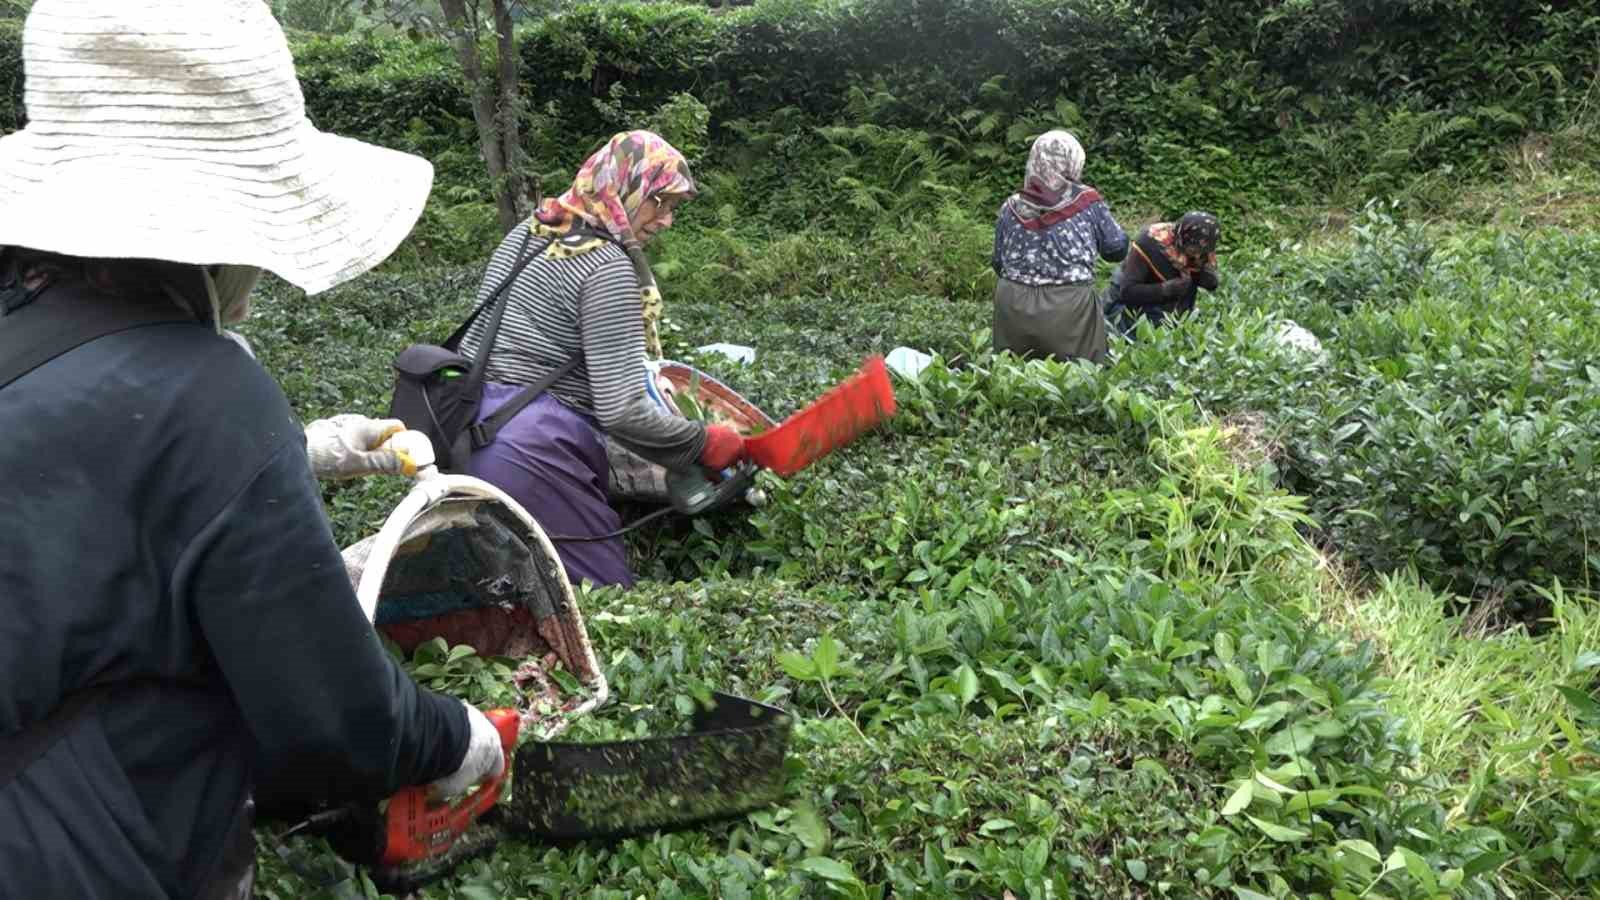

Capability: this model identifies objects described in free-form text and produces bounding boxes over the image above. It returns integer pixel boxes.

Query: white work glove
[304,414,414,480]
[429,702,507,801]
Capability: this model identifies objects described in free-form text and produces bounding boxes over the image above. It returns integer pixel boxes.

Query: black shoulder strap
[1,283,193,390]
[443,229,540,352]
[0,683,118,788]
[468,354,584,450]
[456,223,629,450]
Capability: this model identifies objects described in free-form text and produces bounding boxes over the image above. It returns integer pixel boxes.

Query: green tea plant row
[248,210,1599,898]
[650,203,1600,615]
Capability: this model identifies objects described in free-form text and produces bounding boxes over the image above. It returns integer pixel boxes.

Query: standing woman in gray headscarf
[991,130,1128,363]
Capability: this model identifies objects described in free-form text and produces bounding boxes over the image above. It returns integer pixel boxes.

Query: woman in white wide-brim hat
[0,3,505,897]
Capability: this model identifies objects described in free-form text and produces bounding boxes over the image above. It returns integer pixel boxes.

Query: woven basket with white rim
[341,471,608,739]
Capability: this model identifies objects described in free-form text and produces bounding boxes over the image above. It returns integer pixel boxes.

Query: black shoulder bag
[388,230,582,471]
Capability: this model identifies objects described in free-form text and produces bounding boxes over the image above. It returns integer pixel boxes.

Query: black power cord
[545,505,678,543]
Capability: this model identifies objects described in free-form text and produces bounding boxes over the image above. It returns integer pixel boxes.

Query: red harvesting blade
[745,355,896,477]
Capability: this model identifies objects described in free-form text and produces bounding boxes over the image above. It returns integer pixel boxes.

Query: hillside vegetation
[5,1,1600,897]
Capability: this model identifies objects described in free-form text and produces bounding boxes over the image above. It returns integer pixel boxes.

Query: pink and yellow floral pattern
[532,131,696,357]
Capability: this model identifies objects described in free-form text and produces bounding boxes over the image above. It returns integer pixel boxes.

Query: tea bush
[247,209,1600,897]
[6,1,1599,895]
[1098,205,1600,612]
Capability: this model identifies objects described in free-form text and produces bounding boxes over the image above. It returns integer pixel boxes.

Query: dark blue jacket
[0,287,467,899]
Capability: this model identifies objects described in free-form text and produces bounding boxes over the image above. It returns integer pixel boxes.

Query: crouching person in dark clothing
[1104,212,1222,335]
[0,3,505,898]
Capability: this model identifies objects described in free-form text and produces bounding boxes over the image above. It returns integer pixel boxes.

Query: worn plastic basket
[341,472,608,737]
[613,360,777,504]
[647,360,777,433]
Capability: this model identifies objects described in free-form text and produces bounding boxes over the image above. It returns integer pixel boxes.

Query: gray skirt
[992,279,1108,364]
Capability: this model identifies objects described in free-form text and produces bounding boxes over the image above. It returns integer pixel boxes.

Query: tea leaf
[1223,779,1254,816]
[955,664,979,707]
[1246,815,1309,843]
[813,635,842,681]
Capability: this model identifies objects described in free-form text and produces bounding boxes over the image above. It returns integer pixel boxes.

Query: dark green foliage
[0,18,19,132]
[271,0,358,33]
[8,0,1596,249]
[244,207,1600,894]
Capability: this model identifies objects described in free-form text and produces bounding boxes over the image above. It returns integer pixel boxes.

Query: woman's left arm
[1192,253,1220,291]
[1092,200,1129,263]
[579,254,705,469]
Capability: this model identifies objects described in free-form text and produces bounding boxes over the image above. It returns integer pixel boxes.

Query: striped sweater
[458,227,706,469]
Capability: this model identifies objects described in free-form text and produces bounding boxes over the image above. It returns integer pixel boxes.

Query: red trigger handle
[377,707,521,866]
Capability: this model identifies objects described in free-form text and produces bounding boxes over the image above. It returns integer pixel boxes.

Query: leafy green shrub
[0,18,20,132]
[1312,376,1600,613]
[1098,216,1600,612]
[270,0,356,34]
[1292,202,1436,313]
[643,92,711,165]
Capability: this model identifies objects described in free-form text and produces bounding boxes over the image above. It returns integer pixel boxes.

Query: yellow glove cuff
[370,422,405,451]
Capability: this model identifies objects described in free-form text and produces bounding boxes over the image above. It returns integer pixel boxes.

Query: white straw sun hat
[0,0,433,295]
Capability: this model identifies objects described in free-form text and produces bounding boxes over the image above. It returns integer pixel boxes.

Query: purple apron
[466,383,634,588]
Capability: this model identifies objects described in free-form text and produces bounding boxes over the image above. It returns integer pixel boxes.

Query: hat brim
[0,120,432,295]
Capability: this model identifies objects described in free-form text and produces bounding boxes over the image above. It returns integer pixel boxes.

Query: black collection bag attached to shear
[388,230,581,471]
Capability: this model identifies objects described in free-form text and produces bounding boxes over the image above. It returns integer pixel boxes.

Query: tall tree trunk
[438,0,525,232]
[493,0,529,224]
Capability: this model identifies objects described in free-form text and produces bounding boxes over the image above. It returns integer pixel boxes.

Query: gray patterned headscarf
[1006,130,1088,225]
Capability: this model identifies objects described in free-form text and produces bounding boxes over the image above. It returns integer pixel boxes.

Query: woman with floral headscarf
[1103,211,1222,335]
[458,131,742,588]
[991,130,1128,363]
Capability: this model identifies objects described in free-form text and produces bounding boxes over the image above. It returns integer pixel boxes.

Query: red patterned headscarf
[536,130,696,250]
[532,131,696,357]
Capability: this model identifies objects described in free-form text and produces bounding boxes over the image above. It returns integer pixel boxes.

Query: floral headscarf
[532,131,696,358]
[1004,130,1091,229]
